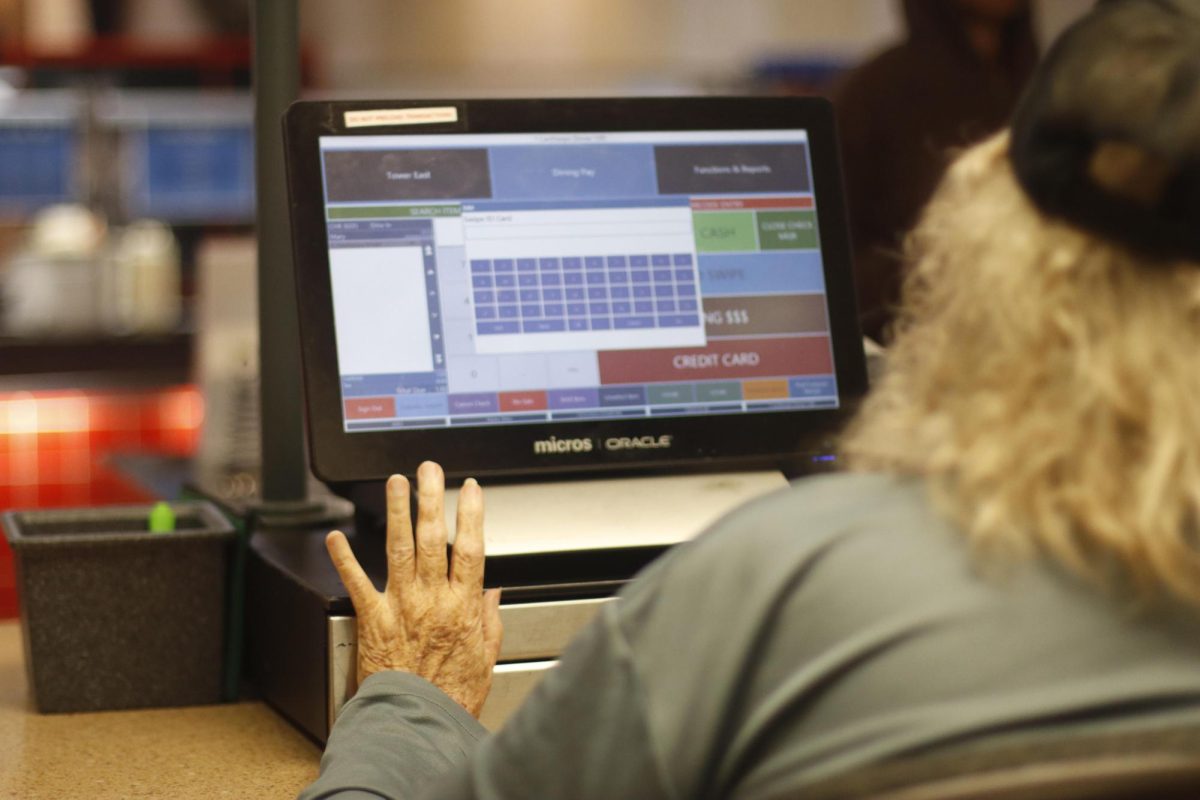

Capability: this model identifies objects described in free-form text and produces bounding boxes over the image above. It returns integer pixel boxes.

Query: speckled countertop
[0,620,321,799]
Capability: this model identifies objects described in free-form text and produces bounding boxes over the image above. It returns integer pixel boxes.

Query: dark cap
[1009,0,1200,262]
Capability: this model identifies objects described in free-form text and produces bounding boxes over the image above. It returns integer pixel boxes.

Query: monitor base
[338,469,791,554]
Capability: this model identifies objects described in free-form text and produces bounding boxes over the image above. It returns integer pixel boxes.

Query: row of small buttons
[472,252,702,335]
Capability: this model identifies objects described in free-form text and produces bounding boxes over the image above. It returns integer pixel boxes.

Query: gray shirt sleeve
[297,671,488,800]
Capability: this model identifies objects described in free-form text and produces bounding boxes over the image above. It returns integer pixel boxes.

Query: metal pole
[253,0,307,504]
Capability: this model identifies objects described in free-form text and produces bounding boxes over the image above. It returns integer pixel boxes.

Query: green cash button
[695,381,743,402]
[693,211,758,253]
[647,384,696,405]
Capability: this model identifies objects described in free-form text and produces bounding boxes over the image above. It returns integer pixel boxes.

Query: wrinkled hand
[325,461,503,717]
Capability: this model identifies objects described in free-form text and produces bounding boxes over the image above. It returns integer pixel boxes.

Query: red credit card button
[599,336,832,384]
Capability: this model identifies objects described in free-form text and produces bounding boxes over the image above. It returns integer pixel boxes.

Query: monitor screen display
[318,130,840,434]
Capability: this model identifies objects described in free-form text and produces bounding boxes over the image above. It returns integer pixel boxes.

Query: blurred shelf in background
[0,35,254,87]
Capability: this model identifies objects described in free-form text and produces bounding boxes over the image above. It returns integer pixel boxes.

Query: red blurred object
[0,386,204,619]
[0,36,318,88]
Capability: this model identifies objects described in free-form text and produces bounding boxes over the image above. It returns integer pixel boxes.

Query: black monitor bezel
[284,96,867,482]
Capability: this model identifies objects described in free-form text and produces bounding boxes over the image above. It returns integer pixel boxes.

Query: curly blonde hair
[841,132,1200,605]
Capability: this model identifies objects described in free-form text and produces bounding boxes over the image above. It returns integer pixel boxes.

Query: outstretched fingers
[451,478,485,589]
[325,530,378,609]
[415,461,449,583]
[385,474,416,591]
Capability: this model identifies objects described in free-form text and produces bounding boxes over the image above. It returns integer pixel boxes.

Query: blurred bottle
[103,220,182,334]
[2,203,106,335]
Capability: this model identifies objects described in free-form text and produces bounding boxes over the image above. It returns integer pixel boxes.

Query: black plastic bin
[2,502,235,713]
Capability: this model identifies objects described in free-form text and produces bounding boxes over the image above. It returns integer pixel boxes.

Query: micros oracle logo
[532,436,594,455]
[604,435,673,451]
[531,434,675,454]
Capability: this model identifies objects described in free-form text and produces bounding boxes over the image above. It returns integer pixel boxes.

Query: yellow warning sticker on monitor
[344,107,459,128]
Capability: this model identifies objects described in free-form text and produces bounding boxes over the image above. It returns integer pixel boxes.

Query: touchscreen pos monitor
[284,97,867,483]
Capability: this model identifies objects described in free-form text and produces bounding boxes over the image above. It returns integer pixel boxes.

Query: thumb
[482,588,504,664]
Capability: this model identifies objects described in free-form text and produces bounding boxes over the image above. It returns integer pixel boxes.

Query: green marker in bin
[149,502,176,533]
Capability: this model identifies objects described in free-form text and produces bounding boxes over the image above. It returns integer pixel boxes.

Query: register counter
[0,621,321,799]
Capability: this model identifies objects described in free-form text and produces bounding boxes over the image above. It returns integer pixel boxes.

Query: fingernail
[387,474,405,494]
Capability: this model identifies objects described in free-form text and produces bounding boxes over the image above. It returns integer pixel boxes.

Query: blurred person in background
[835,0,1038,342]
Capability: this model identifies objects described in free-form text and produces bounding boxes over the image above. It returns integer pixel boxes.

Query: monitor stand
[245,469,789,742]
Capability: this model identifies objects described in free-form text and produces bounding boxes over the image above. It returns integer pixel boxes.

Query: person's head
[842,0,1200,605]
